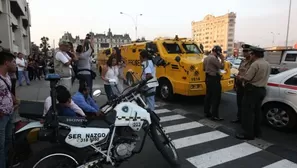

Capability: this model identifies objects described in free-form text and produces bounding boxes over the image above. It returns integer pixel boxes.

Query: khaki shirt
[203,54,224,76]
[237,59,252,77]
[243,58,270,87]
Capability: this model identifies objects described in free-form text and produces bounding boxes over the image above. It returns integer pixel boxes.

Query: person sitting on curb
[43,85,86,117]
[72,80,100,117]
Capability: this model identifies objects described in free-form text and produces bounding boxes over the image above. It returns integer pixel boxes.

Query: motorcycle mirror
[92,89,102,97]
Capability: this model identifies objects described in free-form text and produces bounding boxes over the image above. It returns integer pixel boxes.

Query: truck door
[281,51,297,71]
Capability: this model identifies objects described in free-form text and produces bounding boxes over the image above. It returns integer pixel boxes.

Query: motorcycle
[23,73,180,168]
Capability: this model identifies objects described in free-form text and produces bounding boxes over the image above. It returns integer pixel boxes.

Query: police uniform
[203,46,224,121]
[236,45,271,140]
[232,45,252,123]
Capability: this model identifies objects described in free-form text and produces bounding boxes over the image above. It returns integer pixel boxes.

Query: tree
[40,36,50,57]
[31,42,40,55]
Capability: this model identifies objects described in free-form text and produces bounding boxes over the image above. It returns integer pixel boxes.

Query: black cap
[212,45,222,54]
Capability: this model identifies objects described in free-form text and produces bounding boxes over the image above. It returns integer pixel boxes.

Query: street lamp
[120,12,143,40]
[285,0,292,48]
[270,32,280,46]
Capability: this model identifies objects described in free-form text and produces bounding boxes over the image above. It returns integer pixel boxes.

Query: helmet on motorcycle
[212,45,222,54]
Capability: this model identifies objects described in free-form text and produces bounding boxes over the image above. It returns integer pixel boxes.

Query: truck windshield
[182,43,201,54]
[163,43,182,54]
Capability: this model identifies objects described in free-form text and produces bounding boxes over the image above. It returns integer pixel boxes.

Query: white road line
[224,92,236,96]
[154,109,171,114]
[163,121,203,134]
[160,115,185,122]
[173,130,228,149]
[263,159,297,168]
[187,142,261,168]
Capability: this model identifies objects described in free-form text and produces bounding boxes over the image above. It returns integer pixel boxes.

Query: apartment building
[0,0,31,55]
[192,12,236,56]
[60,28,131,56]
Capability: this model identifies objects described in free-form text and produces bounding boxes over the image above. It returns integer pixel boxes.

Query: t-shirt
[16,57,26,71]
[77,49,92,75]
[0,74,13,115]
[141,60,157,93]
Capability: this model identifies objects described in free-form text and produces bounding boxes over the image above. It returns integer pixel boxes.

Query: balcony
[10,13,18,25]
[10,0,25,17]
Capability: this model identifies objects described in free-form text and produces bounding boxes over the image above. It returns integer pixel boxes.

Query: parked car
[262,68,297,131]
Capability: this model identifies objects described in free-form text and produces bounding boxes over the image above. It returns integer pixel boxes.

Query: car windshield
[163,43,182,54]
[182,43,201,54]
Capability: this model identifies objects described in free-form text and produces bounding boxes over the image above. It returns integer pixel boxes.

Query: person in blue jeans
[0,48,17,168]
[72,80,100,116]
[139,50,157,111]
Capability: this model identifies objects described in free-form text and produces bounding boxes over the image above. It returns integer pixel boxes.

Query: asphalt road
[15,76,297,167]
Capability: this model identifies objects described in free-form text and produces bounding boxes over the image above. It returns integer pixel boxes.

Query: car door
[281,74,297,106]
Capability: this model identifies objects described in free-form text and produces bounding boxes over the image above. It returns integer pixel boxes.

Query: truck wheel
[263,103,297,131]
[126,72,134,86]
[159,79,174,101]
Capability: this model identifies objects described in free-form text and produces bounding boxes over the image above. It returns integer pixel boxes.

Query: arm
[211,56,224,70]
[72,94,98,113]
[239,62,257,82]
[69,100,86,117]
[87,96,100,111]
[56,52,71,66]
[16,59,25,68]
[101,65,109,82]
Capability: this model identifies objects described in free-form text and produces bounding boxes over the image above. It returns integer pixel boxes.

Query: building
[192,12,236,56]
[0,0,31,55]
[59,28,131,56]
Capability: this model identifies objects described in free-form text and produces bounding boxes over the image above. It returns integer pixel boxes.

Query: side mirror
[175,56,181,63]
[92,89,102,97]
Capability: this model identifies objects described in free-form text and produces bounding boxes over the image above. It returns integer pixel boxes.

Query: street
[16,78,297,168]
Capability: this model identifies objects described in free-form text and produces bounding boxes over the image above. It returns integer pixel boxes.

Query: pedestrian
[54,40,78,90]
[0,48,17,168]
[76,37,95,95]
[16,52,30,86]
[203,45,225,121]
[140,49,157,111]
[236,45,270,140]
[112,47,126,92]
[231,44,252,123]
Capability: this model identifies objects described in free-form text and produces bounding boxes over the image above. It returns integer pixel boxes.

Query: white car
[262,68,297,130]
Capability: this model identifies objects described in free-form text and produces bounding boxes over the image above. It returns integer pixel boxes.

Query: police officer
[203,45,225,121]
[231,44,252,123]
[236,45,270,140]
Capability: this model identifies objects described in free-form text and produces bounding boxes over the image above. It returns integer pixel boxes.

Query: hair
[106,55,117,67]
[68,42,73,49]
[113,47,122,63]
[76,45,83,53]
[78,79,88,93]
[56,86,71,104]
[0,51,15,65]
[140,49,149,59]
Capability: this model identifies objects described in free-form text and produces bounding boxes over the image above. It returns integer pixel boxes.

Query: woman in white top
[101,56,123,100]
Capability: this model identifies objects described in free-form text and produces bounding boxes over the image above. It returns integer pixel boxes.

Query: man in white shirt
[16,53,30,86]
[54,40,77,90]
[43,85,85,117]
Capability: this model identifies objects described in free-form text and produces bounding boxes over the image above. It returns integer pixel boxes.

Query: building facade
[192,12,236,56]
[60,28,131,56]
[0,0,31,55]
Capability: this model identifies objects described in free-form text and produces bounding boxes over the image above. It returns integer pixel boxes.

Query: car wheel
[158,79,174,101]
[263,103,297,130]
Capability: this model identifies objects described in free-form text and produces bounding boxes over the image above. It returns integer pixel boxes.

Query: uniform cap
[242,44,265,53]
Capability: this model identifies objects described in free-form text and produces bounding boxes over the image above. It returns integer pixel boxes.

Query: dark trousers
[236,81,244,120]
[11,78,16,96]
[241,84,266,138]
[78,74,93,96]
[204,74,222,118]
[104,84,114,101]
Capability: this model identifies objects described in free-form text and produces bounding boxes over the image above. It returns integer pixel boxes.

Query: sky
[28,0,297,48]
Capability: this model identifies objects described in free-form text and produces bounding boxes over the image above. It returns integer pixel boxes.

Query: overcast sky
[29,0,296,48]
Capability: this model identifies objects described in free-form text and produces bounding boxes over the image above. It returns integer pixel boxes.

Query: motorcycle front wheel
[24,145,80,168]
[150,123,180,167]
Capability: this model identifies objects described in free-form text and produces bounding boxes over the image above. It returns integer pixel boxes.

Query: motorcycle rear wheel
[150,123,180,167]
[24,145,81,168]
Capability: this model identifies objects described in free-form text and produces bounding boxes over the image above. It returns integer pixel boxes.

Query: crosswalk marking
[173,130,228,149]
[154,109,171,114]
[263,159,297,168]
[163,121,203,134]
[160,114,185,122]
[186,142,262,168]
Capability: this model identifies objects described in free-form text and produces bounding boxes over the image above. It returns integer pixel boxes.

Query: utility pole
[285,0,292,48]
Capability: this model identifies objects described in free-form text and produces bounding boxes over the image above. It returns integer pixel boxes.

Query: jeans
[0,114,13,168]
[17,71,30,85]
[145,96,155,111]
[104,85,114,101]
